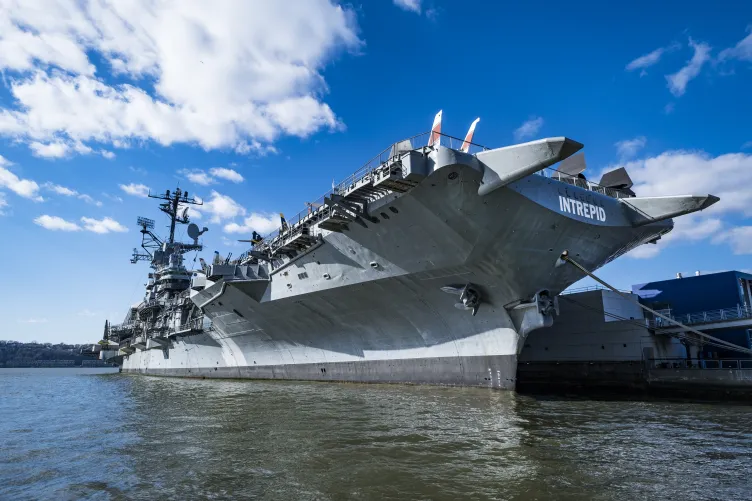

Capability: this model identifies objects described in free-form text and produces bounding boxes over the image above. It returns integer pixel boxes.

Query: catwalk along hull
[120,147,681,390]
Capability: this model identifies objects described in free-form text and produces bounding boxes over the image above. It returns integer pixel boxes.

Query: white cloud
[77,194,103,207]
[101,150,115,159]
[0,1,361,157]
[714,227,752,255]
[209,167,244,183]
[182,167,245,185]
[615,136,646,159]
[34,214,81,231]
[78,309,98,317]
[718,27,752,62]
[394,0,421,13]
[625,43,680,73]
[203,190,246,223]
[742,141,752,150]
[628,215,723,259]
[186,207,202,220]
[618,149,752,258]
[0,192,7,215]
[129,166,147,175]
[80,216,128,234]
[43,182,101,205]
[224,212,279,235]
[181,170,216,186]
[666,39,711,97]
[29,140,92,158]
[29,141,71,158]
[513,117,544,141]
[0,166,43,201]
[119,183,149,197]
[45,183,77,196]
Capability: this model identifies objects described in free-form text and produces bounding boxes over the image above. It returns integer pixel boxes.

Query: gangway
[649,305,752,334]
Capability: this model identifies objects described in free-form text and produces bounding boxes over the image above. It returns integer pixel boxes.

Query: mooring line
[558,250,752,356]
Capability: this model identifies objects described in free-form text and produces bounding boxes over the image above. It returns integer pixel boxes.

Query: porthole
[448,172,458,180]
[389,207,399,214]
[381,212,389,219]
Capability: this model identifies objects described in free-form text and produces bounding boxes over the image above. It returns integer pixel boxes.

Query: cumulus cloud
[80,216,128,234]
[718,27,752,62]
[28,140,101,159]
[119,183,149,197]
[203,190,246,223]
[209,167,244,183]
[0,165,43,201]
[714,227,752,255]
[185,207,202,220]
[615,136,646,159]
[43,183,102,205]
[45,183,77,196]
[0,1,361,157]
[616,150,752,258]
[224,213,280,235]
[182,166,245,185]
[77,194,103,207]
[34,214,128,233]
[181,170,216,186]
[513,117,544,141]
[394,0,421,13]
[628,214,723,259]
[666,39,711,97]
[34,214,81,231]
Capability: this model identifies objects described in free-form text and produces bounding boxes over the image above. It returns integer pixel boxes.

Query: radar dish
[187,223,200,240]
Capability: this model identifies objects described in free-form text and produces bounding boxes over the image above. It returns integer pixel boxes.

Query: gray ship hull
[119,151,679,389]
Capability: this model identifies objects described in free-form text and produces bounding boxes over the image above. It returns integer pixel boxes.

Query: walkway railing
[649,305,752,329]
[650,358,752,370]
[537,167,632,200]
[252,131,489,253]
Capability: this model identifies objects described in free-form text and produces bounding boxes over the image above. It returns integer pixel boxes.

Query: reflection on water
[2,368,751,500]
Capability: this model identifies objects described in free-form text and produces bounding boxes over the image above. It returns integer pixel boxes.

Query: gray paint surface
[115,138,718,390]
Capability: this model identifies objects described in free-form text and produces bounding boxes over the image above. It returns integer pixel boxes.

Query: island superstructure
[94,112,719,390]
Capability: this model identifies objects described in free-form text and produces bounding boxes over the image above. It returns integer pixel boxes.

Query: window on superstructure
[298,272,309,280]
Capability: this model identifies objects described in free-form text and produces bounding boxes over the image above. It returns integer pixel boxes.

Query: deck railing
[649,305,752,329]
[537,167,632,200]
[251,131,489,253]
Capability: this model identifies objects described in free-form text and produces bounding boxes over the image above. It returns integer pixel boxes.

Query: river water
[2,368,751,500]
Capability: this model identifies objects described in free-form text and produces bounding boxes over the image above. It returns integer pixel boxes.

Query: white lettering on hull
[558,196,606,222]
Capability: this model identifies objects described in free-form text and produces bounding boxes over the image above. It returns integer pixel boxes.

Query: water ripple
[1,368,751,500]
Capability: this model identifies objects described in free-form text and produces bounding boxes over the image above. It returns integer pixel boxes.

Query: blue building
[633,271,752,358]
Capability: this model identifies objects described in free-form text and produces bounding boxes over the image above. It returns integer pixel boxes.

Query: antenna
[148,187,203,244]
[137,217,155,230]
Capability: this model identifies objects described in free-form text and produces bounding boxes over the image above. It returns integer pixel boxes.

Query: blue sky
[0,0,750,343]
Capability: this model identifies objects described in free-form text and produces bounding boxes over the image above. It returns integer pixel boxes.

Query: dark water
[2,369,752,500]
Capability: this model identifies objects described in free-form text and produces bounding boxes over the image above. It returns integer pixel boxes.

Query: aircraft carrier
[90,112,719,390]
